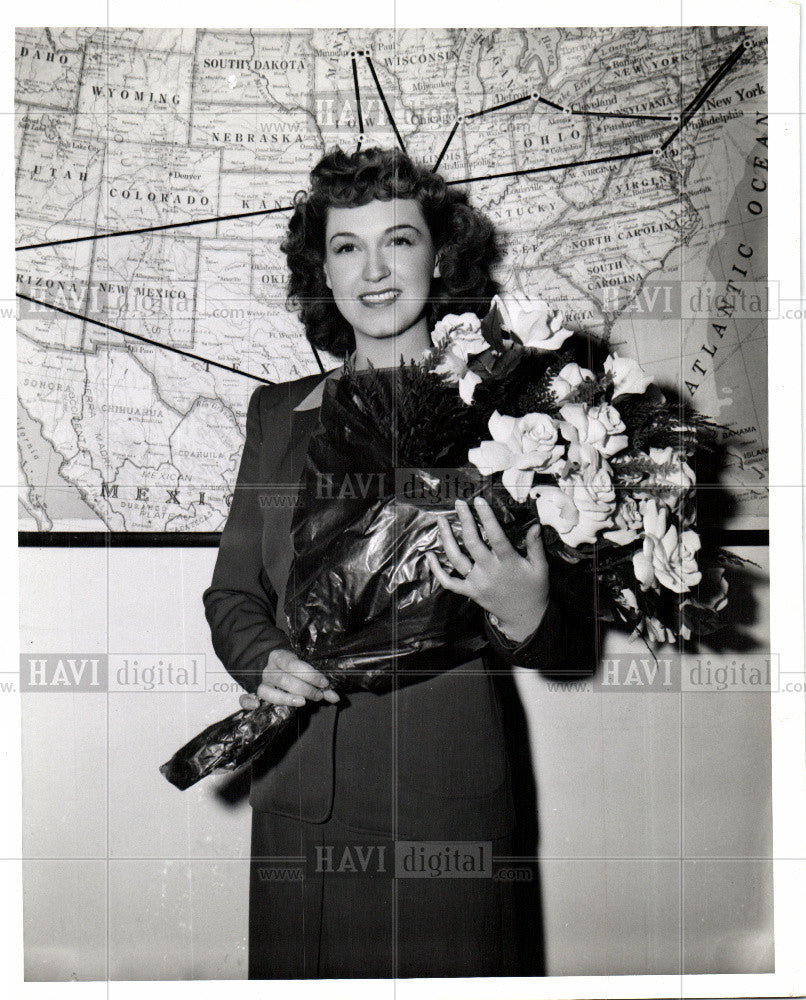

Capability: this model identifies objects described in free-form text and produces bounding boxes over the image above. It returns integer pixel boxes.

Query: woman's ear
[323,263,332,290]
[433,254,441,279]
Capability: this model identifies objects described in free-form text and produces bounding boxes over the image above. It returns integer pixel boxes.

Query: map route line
[660,40,748,150]
[444,149,653,186]
[351,53,364,152]
[15,42,749,255]
[428,39,744,169]
[537,95,564,112]
[16,292,275,385]
[432,120,460,172]
[680,41,747,118]
[363,53,408,154]
[17,143,656,255]
[16,203,295,252]
[568,109,674,121]
[433,96,674,170]
[465,95,533,120]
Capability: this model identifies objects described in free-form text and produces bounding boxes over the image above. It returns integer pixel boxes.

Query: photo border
[2,1,803,998]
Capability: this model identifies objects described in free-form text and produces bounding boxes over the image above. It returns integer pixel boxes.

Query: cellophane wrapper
[161,369,512,790]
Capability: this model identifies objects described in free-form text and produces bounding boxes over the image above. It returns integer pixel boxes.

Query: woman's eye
[332,236,412,253]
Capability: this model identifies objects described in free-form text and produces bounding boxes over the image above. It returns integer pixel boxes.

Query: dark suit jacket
[203,372,601,839]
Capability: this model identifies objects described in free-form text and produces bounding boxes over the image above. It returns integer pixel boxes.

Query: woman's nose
[362,246,391,282]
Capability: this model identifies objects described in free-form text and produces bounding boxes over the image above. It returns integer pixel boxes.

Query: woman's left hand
[424,496,550,643]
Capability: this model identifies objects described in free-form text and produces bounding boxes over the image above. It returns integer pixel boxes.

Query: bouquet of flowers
[420,293,741,644]
[160,291,741,789]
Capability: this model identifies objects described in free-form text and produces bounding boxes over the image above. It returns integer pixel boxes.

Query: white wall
[19,546,772,980]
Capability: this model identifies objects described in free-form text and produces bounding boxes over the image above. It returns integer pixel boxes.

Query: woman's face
[322,198,438,342]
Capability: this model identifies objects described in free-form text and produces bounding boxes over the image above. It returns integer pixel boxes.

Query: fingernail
[292,696,305,706]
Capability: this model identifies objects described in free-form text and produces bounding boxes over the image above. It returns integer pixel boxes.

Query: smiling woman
[321,199,438,366]
[202,145,600,979]
[280,144,500,359]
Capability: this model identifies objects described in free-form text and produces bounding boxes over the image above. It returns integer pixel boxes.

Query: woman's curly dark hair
[280,145,502,357]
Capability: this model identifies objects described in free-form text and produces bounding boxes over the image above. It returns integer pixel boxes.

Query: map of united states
[15,26,768,532]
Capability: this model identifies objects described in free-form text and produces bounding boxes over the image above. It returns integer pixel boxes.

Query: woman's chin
[355,325,415,341]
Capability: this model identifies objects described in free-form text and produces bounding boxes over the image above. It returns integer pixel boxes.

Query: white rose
[491,293,574,351]
[603,495,643,545]
[430,313,487,403]
[551,362,594,404]
[604,352,653,397]
[616,587,640,612]
[589,404,628,444]
[632,499,702,594]
[559,402,629,469]
[468,410,567,502]
[430,312,485,353]
[530,465,616,548]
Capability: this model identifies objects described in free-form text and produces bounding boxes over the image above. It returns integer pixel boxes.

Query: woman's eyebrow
[328,223,421,243]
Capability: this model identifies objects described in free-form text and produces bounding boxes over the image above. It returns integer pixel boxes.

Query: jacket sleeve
[203,384,293,695]
[483,586,602,680]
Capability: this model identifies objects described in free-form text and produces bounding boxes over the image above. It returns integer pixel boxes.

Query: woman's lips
[358,289,400,306]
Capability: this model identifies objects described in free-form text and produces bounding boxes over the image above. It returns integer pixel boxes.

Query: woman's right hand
[238,648,340,711]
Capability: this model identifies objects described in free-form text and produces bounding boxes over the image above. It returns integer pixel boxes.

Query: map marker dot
[743,38,753,49]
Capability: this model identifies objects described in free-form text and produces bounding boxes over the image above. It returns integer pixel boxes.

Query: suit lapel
[267,393,326,620]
